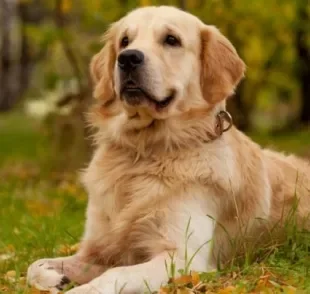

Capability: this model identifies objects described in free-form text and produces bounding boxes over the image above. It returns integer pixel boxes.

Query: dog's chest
[83,141,237,226]
[86,148,213,216]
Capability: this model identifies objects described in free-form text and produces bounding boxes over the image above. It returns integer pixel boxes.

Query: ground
[0,112,309,294]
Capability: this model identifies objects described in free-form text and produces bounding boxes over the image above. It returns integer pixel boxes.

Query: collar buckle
[215,110,233,137]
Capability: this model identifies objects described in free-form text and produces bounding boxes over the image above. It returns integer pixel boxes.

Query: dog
[27,6,310,294]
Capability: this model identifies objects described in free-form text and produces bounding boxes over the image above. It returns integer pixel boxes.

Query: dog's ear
[200,25,245,104]
[90,22,118,103]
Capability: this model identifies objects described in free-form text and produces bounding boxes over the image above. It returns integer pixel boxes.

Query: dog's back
[264,149,310,227]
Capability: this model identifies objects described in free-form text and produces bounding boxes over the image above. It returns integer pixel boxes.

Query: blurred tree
[54,0,84,92]
[141,0,152,6]
[1,0,308,169]
[179,0,186,10]
[0,0,46,112]
[18,0,47,100]
[296,0,310,125]
[0,0,16,111]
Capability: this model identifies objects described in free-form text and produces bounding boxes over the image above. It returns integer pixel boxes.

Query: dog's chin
[121,87,175,112]
[125,115,156,132]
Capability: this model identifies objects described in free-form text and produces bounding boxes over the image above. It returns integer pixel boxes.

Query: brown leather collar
[204,110,233,142]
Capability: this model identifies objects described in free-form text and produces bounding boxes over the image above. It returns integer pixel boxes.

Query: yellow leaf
[26,200,50,216]
[13,227,20,235]
[0,253,14,261]
[6,244,15,252]
[70,243,80,252]
[191,271,200,285]
[283,286,296,294]
[176,289,194,294]
[0,285,9,292]
[5,270,16,278]
[4,270,16,283]
[19,277,26,285]
[218,286,236,294]
[57,243,80,255]
[159,286,171,294]
[30,286,51,293]
[268,280,282,288]
[173,275,192,285]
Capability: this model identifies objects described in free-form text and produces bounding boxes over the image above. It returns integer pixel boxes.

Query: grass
[0,112,86,293]
[0,111,309,293]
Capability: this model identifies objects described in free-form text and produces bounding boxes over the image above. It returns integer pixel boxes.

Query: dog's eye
[120,36,129,48]
[164,35,181,47]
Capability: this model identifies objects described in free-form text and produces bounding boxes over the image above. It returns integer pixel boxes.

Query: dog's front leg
[65,253,171,294]
[27,255,107,293]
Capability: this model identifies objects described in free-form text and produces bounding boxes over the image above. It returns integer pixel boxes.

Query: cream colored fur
[27,6,310,294]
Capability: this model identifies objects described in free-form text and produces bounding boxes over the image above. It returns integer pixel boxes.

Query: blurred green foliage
[1,0,308,170]
[20,0,309,130]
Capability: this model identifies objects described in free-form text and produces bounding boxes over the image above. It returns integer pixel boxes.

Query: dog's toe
[55,275,72,290]
[27,259,71,293]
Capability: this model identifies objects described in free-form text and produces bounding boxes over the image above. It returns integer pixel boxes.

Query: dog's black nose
[118,50,144,72]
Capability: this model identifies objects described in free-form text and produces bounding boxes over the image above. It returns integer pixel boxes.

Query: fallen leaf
[173,275,192,285]
[159,286,171,294]
[29,286,52,294]
[176,289,194,294]
[4,270,16,282]
[217,286,236,294]
[268,280,282,288]
[0,253,14,261]
[282,285,297,294]
[13,227,20,235]
[57,243,80,255]
[191,271,200,285]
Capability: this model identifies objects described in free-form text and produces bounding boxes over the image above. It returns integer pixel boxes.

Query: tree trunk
[0,0,46,112]
[296,2,310,125]
[18,3,33,98]
[179,0,186,10]
[0,0,17,111]
[18,0,48,97]
[54,0,84,93]
[227,80,249,131]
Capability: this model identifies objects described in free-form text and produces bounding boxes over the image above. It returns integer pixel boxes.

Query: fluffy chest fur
[83,138,237,215]
[80,138,238,265]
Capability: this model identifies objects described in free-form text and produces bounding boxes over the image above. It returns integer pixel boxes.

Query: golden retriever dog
[27,6,310,294]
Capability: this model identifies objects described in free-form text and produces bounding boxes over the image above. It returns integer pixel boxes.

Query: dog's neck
[92,102,233,158]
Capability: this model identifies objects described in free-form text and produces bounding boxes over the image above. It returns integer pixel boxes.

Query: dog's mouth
[121,81,175,110]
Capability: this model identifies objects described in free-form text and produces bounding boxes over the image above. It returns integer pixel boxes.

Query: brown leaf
[173,275,192,285]
[217,286,236,294]
[191,271,200,286]
[159,286,171,294]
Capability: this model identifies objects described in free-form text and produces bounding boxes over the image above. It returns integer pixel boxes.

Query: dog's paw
[27,259,71,293]
[65,267,144,294]
[65,283,98,294]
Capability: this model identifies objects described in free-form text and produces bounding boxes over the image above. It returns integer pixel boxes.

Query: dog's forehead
[121,6,201,31]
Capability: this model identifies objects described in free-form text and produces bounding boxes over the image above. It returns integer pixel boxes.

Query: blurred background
[0,2,309,291]
[0,0,309,172]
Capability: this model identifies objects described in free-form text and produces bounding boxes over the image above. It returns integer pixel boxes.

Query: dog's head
[90,6,245,150]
